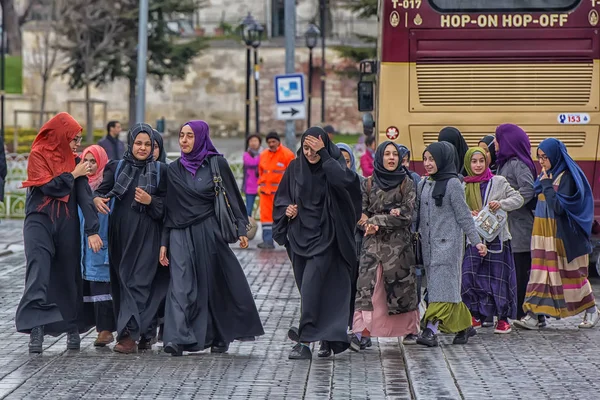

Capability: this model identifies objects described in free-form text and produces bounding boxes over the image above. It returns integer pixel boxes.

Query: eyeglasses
[71,136,82,144]
[537,154,548,161]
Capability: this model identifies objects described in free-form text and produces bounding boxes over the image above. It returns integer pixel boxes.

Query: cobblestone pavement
[1,219,600,399]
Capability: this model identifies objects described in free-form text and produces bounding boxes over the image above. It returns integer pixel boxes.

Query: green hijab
[463,147,494,211]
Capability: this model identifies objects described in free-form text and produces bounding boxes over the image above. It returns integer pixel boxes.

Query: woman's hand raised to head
[94,197,111,215]
[540,168,553,181]
[72,161,90,179]
[304,136,325,152]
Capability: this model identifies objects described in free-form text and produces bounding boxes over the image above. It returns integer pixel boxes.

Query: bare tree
[54,0,121,143]
[28,2,59,128]
[1,0,43,55]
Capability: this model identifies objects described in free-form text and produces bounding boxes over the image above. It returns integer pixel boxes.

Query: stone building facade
[12,1,377,136]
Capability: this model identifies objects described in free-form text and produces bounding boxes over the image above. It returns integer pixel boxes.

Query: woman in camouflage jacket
[351,141,420,350]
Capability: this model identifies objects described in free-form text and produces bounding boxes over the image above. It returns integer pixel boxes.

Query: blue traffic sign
[274,74,306,105]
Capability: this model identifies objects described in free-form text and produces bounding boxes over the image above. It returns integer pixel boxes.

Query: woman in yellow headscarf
[461,147,523,334]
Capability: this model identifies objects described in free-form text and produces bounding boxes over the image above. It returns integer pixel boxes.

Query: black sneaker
[348,333,361,352]
[29,326,44,354]
[416,328,439,347]
[257,242,275,250]
[317,341,331,358]
[360,337,372,350]
[289,343,312,360]
[453,326,477,345]
[164,342,183,357]
[66,331,81,350]
[288,327,300,342]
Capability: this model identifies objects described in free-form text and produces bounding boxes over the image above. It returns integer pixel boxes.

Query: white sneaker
[579,310,600,329]
[512,315,541,330]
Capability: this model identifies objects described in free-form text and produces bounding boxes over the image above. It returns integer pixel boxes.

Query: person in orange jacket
[257,131,296,249]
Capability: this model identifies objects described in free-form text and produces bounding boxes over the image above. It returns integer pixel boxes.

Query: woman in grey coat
[417,142,488,347]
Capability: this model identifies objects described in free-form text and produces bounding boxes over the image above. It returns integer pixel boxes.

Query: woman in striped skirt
[513,138,599,329]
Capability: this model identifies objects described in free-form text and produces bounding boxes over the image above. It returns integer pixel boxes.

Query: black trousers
[513,252,532,320]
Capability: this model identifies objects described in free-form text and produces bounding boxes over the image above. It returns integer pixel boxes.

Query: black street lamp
[240,13,261,138]
[304,23,319,129]
[319,0,327,123]
[251,23,264,135]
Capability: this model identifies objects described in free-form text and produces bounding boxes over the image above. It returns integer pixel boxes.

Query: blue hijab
[336,143,356,172]
[534,138,593,236]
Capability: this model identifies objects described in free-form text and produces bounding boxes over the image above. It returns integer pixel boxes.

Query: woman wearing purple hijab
[159,120,264,356]
[495,123,545,326]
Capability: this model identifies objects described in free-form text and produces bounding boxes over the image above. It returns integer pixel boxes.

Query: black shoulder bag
[210,157,240,244]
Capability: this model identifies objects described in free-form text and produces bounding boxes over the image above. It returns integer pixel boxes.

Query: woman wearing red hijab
[15,112,103,354]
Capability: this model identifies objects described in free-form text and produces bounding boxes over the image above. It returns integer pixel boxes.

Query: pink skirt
[353,264,420,337]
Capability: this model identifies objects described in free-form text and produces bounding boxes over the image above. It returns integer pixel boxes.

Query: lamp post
[304,24,319,129]
[1,6,6,140]
[240,13,261,138]
[251,23,264,135]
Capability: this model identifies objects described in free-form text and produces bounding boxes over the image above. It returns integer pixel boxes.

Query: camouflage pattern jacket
[355,177,418,314]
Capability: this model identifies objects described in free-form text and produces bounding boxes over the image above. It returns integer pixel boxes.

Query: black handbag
[210,157,240,244]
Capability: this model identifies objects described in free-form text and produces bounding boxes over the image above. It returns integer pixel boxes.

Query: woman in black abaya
[438,126,469,176]
[159,120,264,356]
[273,127,361,360]
[93,123,168,354]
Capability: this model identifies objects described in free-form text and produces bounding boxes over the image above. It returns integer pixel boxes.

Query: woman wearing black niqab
[438,126,469,176]
[273,127,361,360]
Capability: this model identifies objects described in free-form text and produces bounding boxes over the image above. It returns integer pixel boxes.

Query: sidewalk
[0,220,599,399]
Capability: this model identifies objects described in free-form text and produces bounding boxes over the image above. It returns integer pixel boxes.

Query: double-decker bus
[364,0,600,264]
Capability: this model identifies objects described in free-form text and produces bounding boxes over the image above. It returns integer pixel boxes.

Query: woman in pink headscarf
[79,145,116,346]
[159,120,264,356]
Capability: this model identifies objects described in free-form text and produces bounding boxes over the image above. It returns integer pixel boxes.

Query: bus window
[429,0,581,12]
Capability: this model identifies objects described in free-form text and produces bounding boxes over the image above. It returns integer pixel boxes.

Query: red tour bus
[366,0,600,266]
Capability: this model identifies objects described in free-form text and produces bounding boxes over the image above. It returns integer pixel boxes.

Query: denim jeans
[245,194,256,217]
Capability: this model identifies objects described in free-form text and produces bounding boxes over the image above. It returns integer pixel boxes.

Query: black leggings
[513,252,532,320]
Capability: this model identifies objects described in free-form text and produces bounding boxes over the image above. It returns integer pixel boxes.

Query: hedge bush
[4,128,105,153]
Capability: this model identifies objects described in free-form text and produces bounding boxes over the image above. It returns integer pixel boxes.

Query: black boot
[66,331,81,350]
[416,328,439,347]
[29,326,44,354]
[138,336,153,351]
[164,342,183,357]
[318,341,331,358]
[453,326,477,345]
[211,341,229,354]
[289,343,312,360]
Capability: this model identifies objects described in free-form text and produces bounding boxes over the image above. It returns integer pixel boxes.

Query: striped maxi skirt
[523,192,595,319]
